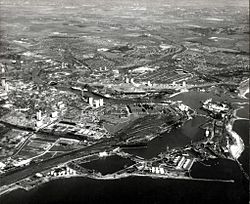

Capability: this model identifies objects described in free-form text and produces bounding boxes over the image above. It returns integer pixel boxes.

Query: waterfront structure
[159,167,164,174]
[176,157,186,169]
[99,151,108,157]
[183,159,192,170]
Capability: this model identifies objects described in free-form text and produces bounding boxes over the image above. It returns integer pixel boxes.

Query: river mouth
[69,111,218,180]
[125,116,207,159]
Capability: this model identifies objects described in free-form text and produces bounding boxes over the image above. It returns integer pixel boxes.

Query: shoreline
[0,171,235,197]
[234,105,249,120]
[169,89,189,98]
[227,109,246,159]
[238,80,249,99]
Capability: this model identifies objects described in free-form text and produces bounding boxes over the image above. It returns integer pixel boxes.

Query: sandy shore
[238,78,249,99]
[226,122,244,159]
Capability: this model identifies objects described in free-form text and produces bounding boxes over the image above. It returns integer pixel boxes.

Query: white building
[159,167,165,174]
[4,83,9,92]
[89,97,94,107]
[58,102,65,110]
[130,78,135,84]
[0,161,6,169]
[94,99,100,108]
[99,151,108,157]
[99,99,104,106]
[182,81,186,87]
[179,104,188,112]
[36,110,42,121]
[113,69,119,76]
[155,167,160,174]
[36,120,43,127]
[1,78,6,87]
[205,129,210,137]
[51,111,58,118]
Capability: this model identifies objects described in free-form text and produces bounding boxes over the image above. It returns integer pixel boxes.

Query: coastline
[226,122,244,159]
[238,79,249,99]
[226,108,247,159]
[0,170,235,197]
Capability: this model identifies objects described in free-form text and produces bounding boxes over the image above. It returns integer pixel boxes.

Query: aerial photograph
[0,0,249,203]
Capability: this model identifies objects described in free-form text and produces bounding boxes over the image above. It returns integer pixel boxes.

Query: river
[126,116,207,159]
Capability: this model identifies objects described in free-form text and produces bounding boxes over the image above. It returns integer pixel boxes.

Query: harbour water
[236,104,249,119]
[126,116,207,159]
[79,155,135,175]
[172,91,247,113]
